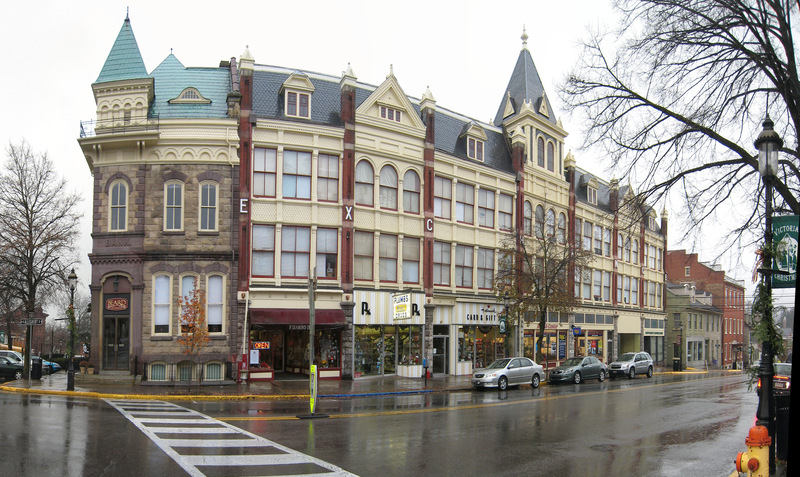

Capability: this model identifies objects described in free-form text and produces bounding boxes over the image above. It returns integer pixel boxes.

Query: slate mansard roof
[251,64,514,174]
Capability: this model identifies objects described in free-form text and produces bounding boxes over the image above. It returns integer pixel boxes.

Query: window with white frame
[110,180,128,231]
[576,267,583,298]
[648,281,656,307]
[433,241,451,286]
[575,219,583,247]
[199,182,218,231]
[593,225,602,254]
[477,248,494,289]
[379,234,397,282]
[624,236,631,262]
[523,201,532,236]
[558,213,567,244]
[582,268,591,299]
[281,226,310,278]
[180,275,198,332]
[205,362,223,380]
[623,276,631,304]
[535,205,545,238]
[547,209,556,238]
[355,160,374,207]
[649,245,657,269]
[617,233,623,259]
[282,150,312,199]
[254,148,277,197]
[354,231,374,280]
[153,274,171,334]
[478,189,495,228]
[403,170,420,214]
[631,277,638,305]
[317,154,339,202]
[164,181,183,231]
[379,165,398,210]
[380,106,401,122]
[632,239,639,264]
[316,228,338,279]
[616,275,623,302]
[657,247,662,270]
[150,362,167,381]
[402,237,420,283]
[537,137,545,167]
[603,228,611,256]
[593,270,602,299]
[468,137,484,161]
[588,186,597,205]
[252,225,275,277]
[207,275,223,333]
[603,271,611,301]
[547,142,555,172]
[498,194,513,231]
[455,245,473,288]
[583,221,592,251]
[286,91,310,118]
[455,182,474,224]
[434,176,452,219]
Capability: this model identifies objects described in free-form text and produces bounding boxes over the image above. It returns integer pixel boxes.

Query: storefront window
[458,326,475,362]
[316,328,341,368]
[399,326,422,365]
[474,327,504,368]
[355,325,382,376]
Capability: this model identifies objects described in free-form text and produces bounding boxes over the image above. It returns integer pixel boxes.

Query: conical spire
[95,16,148,83]
[493,30,554,127]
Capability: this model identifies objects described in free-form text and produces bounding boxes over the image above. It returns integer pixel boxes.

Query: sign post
[298,268,328,419]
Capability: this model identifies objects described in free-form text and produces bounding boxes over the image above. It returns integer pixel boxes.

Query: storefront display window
[458,326,475,362]
[474,326,504,368]
[399,326,422,365]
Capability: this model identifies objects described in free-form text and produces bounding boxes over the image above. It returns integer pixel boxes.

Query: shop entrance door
[103,317,129,370]
[433,336,448,374]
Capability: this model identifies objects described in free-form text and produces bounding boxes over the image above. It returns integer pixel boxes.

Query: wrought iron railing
[79,115,159,138]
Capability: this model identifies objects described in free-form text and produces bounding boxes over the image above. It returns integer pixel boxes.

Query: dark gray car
[548,356,607,384]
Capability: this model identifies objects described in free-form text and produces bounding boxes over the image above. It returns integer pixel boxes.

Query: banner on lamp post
[773,215,799,289]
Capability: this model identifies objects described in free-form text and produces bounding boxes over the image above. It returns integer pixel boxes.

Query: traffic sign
[20,318,43,325]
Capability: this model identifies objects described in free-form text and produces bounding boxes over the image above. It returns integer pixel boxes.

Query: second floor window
[252,225,275,277]
[523,201,532,235]
[478,189,495,228]
[558,213,567,244]
[354,231,374,280]
[402,237,420,283]
[316,228,338,279]
[456,183,474,224]
[379,166,398,210]
[281,226,310,278]
[283,150,312,199]
[477,247,494,289]
[110,181,127,231]
[199,182,217,231]
[455,245,473,287]
[164,181,183,231]
[498,194,513,231]
[379,234,397,282]
[433,241,451,286]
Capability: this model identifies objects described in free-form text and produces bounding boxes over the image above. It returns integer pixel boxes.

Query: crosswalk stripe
[105,399,356,477]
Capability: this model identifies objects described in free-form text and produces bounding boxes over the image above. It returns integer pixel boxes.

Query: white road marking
[105,398,356,477]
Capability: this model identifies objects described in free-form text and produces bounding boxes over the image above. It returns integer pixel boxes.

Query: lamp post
[67,269,77,391]
[755,116,782,470]
[503,292,510,356]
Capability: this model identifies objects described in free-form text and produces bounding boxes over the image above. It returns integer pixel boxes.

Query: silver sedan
[472,357,544,391]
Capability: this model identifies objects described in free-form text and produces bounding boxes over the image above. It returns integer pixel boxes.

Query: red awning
[250,308,345,325]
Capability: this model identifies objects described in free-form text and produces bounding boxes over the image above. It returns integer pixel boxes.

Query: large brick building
[664,250,746,368]
[78,18,667,381]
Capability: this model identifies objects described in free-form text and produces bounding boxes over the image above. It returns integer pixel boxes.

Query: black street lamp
[67,269,77,391]
[754,116,783,470]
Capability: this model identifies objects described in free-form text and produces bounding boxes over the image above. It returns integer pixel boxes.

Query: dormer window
[649,215,658,230]
[380,106,401,122]
[281,72,315,120]
[168,87,211,104]
[468,138,484,161]
[588,186,597,205]
[286,91,310,118]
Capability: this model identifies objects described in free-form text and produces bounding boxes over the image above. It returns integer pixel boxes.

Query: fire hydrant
[732,425,771,477]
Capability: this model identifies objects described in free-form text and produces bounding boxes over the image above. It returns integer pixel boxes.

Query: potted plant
[86,363,95,375]
[79,361,89,374]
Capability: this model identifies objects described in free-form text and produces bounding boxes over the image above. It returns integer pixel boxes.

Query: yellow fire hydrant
[730,425,771,477]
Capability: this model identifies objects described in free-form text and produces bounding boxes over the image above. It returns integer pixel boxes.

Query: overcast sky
[0,0,774,304]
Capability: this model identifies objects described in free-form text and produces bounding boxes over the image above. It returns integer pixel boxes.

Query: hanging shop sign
[773,215,799,289]
[499,315,507,335]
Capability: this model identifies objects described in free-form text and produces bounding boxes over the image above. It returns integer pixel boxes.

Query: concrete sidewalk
[0,366,739,401]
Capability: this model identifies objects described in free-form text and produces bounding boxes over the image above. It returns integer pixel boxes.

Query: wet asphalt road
[0,373,757,476]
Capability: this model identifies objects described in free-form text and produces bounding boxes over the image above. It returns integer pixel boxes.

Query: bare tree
[495,225,594,363]
[0,140,82,374]
[561,0,799,253]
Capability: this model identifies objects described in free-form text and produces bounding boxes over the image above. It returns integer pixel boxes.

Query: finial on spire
[521,26,528,50]
[125,6,130,21]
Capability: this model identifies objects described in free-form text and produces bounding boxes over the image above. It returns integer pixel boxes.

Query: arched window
[523,201,533,236]
[535,205,545,238]
[546,209,556,238]
[557,213,566,243]
[402,170,420,214]
[355,160,374,206]
[149,362,167,381]
[537,137,545,167]
[547,142,555,172]
[379,165,398,210]
[109,180,128,231]
[205,362,223,380]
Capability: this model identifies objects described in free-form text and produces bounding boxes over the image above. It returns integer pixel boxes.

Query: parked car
[472,357,544,391]
[608,352,654,379]
[548,356,607,384]
[0,350,23,363]
[757,362,791,396]
[0,356,24,382]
